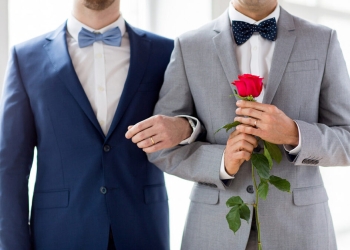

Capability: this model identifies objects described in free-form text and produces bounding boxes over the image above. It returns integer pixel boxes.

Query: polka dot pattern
[232,18,278,46]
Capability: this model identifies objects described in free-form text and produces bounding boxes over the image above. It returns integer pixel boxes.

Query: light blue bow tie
[78,27,122,48]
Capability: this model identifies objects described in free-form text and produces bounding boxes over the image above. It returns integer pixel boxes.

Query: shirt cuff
[220,150,235,180]
[283,121,301,155]
[176,115,201,144]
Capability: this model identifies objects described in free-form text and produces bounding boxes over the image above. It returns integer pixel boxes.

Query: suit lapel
[212,10,241,95]
[105,23,151,140]
[263,8,296,104]
[44,22,105,137]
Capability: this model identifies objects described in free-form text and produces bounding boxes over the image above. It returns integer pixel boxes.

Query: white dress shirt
[67,15,130,135]
[67,15,201,142]
[220,3,301,179]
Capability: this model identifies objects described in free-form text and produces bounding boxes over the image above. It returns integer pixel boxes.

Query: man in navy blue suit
[0,0,193,249]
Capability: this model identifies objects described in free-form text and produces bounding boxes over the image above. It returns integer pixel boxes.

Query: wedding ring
[254,119,258,128]
[150,137,155,145]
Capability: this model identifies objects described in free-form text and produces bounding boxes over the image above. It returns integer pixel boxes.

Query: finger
[228,129,240,139]
[228,126,258,145]
[234,116,259,128]
[236,107,263,120]
[236,100,270,112]
[128,125,133,130]
[226,150,253,163]
[143,141,168,154]
[227,138,256,154]
[130,127,157,144]
[236,124,261,138]
[125,117,155,139]
[136,134,159,149]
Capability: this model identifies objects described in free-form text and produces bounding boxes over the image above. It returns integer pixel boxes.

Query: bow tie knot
[78,27,122,48]
[232,18,277,45]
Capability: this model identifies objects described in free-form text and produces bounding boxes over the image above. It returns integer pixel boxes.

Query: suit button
[103,145,111,152]
[247,185,254,194]
[100,186,107,194]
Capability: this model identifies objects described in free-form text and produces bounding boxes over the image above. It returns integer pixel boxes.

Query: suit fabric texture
[149,7,350,250]
[0,21,173,250]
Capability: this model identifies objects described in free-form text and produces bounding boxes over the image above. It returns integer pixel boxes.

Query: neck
[72,1,121,30]
[232,0,277,21]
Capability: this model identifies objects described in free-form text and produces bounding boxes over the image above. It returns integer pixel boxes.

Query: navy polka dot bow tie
[232,18,277,45]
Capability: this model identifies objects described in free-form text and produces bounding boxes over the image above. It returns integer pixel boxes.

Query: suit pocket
[293,185,328,206]
[285,59,318,72]
[144,184,168,204]
[33,189,69,209]
[189,183,219,205]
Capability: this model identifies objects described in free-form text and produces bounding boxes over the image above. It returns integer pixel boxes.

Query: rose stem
[252,163,262,250]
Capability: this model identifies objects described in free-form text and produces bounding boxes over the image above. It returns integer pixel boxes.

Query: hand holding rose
[234,100,299,146]
[224,128,258,175]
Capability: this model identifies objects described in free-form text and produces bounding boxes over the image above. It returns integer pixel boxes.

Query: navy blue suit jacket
[0,21,173,250]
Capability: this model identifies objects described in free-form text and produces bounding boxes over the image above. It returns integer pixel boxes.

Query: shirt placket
[93,40,108,135]
[250,33,264,103]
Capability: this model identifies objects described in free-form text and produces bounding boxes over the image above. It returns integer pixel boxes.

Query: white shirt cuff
[283,122,301,155]
[220,150,235,180]
[176,115,201,144]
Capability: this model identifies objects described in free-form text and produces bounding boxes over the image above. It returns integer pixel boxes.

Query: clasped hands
[224,100,299,175]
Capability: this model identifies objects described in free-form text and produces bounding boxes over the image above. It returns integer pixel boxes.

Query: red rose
[233,74,263,98]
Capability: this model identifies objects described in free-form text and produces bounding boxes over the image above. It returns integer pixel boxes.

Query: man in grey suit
[128,0,350,249]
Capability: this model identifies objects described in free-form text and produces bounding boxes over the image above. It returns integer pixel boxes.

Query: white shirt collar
[67,14,126,42]
[228,2,280,24]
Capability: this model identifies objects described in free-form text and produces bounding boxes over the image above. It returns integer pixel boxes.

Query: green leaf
[251,153,270,179]
[264,144,273,169]
[226,196,244,208]
[269,175,291,193]
[214,121,241,134]
[264,141,283,164]
[258,180,269,200]
[239,204,251,222]
[226,205,241,234]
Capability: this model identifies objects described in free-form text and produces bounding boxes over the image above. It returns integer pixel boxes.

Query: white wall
[0,0,8,97]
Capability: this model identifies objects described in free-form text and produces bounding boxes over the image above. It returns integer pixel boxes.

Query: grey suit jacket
[149,7,350,250]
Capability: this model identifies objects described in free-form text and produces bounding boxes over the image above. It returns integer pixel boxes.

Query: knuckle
[154,115,163,122]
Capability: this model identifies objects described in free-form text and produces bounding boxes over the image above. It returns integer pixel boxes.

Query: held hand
[234,100,299,146]
[225,128,258,175]
[125,115,192,153]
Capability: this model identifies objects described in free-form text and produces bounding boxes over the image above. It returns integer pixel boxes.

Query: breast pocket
[285,60,318,73]
[275,59,320,121]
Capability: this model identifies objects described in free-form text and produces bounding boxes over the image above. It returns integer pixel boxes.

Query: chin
[83,0,115,11]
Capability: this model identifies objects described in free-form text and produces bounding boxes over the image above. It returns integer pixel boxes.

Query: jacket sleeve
[291,30,350,166]
[148,38,228,190]
[0,47,36,249]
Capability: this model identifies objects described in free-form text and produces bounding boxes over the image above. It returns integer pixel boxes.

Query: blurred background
[0,0,349,249]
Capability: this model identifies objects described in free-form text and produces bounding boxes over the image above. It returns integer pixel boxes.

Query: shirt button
[104,145,111,152]
[98,86,105,92]
[100,186,107,194]
[95,53,102,59]
[247,185,254,194]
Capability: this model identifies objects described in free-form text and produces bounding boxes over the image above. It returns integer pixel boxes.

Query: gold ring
[150,137,155,145]
[254,119,258,128]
